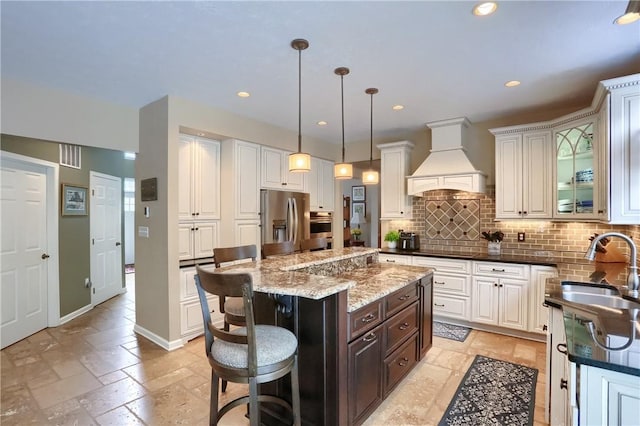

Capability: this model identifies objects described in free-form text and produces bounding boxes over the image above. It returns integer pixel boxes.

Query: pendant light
[288,39,311,173]
[362,88,380,185]
[334,67,353,179]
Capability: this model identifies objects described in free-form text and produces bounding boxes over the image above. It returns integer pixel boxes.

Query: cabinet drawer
[385,282,419,318]
[384,333,418,397]
[180,264,216,300]
[384,302,419,356]
[349,300,384,341]
[378,254,412,265]
[433,294,470,320]
[473,261,529,280]
[412,256,472,274]
[180,295,224,337]
[432,272,471,296]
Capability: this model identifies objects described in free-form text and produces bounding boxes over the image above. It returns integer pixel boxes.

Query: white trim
[0,151,61,327]
[133,324,184,351]
[59,303,93,325]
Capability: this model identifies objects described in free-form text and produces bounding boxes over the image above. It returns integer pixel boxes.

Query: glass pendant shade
[334,162,353,179]
[289,152,311,172]
[362,169,379,184]
[289,38,311,173]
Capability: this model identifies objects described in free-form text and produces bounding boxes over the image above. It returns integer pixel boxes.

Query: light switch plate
[517,232,525,242]
[138,226,149,238]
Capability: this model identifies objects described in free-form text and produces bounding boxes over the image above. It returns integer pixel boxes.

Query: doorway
[1,152,60,348]
[90,172,124,306]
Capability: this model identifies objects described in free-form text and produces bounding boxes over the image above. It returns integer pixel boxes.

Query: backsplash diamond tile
[425,199,479,240]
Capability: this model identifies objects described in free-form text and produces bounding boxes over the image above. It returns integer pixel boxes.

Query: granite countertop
[214,248,433,311]
[380,247,568,267]
[337,263,434,311]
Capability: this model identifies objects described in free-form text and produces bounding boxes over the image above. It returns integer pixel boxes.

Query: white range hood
[407,117,487,195]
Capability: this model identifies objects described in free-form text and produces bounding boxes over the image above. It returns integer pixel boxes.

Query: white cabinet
[308,157,335,211]
[378,253,411,265]
[378,141,414,219]
[178,222,219,261]
[234,220,261,248]
[178,135,220,221]
[471,261,529,331]
[604,75,640,224]
[261,146,305,191]
[529,265,557,334]
[179,265,225,342]
[580,364,640,426]
[494,130,553,219]
[413,257,471,321]
[178,134,220,261]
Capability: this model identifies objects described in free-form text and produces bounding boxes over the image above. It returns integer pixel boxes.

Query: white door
[1,159,49,348]
[90,172,123,305]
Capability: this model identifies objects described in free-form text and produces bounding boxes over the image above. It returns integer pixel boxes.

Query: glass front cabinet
[553,116,602,220]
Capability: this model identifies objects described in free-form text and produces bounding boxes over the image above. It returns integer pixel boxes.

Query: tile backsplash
[386,187,639,261]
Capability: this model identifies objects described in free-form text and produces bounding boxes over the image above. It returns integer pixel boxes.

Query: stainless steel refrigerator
[260,189,310,248]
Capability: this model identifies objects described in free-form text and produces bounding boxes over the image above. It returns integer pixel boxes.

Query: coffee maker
[399,232,420,251]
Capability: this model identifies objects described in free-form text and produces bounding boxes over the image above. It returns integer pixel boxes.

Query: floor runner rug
[439,355,538,426]
[433,321,471,342]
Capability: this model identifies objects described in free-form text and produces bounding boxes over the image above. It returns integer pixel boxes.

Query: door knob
[115,242,121,246]
[41,253,50,260]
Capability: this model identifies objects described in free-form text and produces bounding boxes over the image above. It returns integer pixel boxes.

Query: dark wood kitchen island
[214,248,434,426]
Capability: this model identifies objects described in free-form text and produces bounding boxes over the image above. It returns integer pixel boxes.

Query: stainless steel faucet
[585,232,639,295]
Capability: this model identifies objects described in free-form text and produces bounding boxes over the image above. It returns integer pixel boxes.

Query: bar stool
[262,241,296,259]
[194,267,301,426]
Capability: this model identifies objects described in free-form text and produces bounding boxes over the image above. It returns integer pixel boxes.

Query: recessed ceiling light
[392,105,404,111]
[505,80,521,87]
[237,91,250,98]
[473,2,498,16]
[317,121,327,126]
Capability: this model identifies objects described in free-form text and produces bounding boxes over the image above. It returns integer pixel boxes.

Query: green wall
[1,134,135,316]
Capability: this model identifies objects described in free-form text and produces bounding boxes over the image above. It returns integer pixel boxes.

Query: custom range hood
[407,117,487,195]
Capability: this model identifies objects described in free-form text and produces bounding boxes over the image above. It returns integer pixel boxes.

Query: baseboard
[59,303,93,325]
[133,323,184,351]
[433,316,546,343]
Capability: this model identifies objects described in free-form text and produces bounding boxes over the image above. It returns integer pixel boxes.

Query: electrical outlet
[517,232,526,242]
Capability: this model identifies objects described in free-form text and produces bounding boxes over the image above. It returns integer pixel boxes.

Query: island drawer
[385,282,419,318]
[349,299,384,341]
[384,301,418,356]
[432,272,471,296]
[473,261,529,280]
[384,333,418,396]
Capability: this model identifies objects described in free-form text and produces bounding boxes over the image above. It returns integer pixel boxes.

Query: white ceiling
[1,1,638,144]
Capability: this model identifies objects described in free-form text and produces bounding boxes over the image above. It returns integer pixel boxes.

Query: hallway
[1,274,548,425]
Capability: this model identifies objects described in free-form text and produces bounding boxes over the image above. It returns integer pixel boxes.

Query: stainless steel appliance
[399,232,420,251]
[310,212,332,238]
[260,189,310,248]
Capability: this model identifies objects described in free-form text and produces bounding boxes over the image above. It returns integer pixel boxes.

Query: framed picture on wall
[61,183,88,216]
[352,202,366,218]
[352,185,366,201]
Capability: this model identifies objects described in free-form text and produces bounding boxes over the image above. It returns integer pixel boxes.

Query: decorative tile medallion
[425,199,480,240]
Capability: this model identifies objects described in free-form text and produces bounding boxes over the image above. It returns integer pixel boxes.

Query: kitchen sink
[561,281,620,296]
[561,292,640,310]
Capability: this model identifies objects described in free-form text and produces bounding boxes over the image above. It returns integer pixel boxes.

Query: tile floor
[1,274,549,425]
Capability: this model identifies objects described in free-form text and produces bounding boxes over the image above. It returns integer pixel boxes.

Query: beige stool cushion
[224,297,244,316]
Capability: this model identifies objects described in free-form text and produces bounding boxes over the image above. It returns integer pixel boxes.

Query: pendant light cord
[340,73,345,162]
[297,48,302,153]
[369,91,374,167]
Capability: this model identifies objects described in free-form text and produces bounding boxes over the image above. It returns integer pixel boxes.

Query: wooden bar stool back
[261,241,296,259]
[213,244,257,327]
[194,267,301,426]
[300,237,328,252]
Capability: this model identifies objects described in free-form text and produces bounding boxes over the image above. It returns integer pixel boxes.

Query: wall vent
[60,144,81,169]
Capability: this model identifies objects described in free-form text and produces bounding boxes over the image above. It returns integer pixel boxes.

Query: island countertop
[214,247,433,311]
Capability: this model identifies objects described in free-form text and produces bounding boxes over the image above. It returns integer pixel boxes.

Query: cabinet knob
[400,211,404,215]
[399,322,410,330]
[560,379,568,390]
[523,211,527,215]
[598,210,604,214]
[499,284,503,288]
[494,283,498,287]
[282,182,287,186]
[518,211,522,215]
[543,325,548,331]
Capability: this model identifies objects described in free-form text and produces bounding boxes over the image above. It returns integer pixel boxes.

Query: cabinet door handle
[523,211,527,215]
[434,281,445,285]
[491,268,505,272]
[499,284,503,288]
[494,283,498,287]
[361,313,376,323]
[543,325,548,331]
[560,378,568,390]
[398,357,409,366]
[362,333,377,342]
[385,259,396,263]
[282,182,287,185]
[399,322,410,330]
[518,211,522,215]
[556,343,567,355]
[434,303,445,307]
[195,212,199,216]
[398,294,412,301]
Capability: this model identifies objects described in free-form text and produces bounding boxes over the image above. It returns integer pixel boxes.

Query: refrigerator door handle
[291,197,298,244]
[286,198,292,241]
